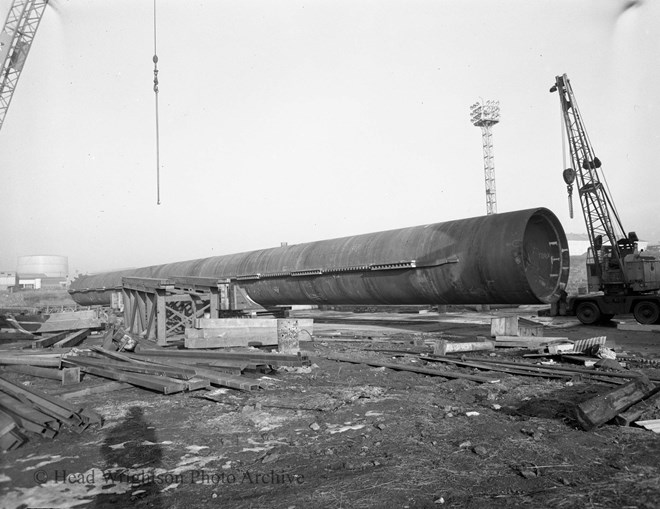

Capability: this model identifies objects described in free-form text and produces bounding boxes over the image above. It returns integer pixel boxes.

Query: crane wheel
[633,301,660,325]
[576,301,602,325]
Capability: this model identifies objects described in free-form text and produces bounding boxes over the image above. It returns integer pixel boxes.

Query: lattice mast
[550,74,629,285]
[0,0,49,132]
[470,100,501,215]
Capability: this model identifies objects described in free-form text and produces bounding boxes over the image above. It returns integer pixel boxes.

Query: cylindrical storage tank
[69,208,569,307]
[17,255,68,278]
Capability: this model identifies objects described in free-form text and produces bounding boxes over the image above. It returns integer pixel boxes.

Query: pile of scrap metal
[0,344,311,450]
[0,374,102,452]
[62,346,310,393]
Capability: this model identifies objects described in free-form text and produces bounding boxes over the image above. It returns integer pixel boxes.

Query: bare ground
[1,308,660,509]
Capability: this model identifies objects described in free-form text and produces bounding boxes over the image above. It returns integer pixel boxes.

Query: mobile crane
[551,74,660,325]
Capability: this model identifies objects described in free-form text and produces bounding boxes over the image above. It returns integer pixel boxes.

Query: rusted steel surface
[69,208,569,307]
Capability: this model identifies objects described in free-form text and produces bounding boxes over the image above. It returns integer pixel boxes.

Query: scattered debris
[324,353,500,383]
[571,336,607,353]
[613,387,660,426]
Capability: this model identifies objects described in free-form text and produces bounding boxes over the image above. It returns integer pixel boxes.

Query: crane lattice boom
[0,0,48,131]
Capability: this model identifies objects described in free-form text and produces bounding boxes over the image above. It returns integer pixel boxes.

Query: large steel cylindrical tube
[69,208,569,307]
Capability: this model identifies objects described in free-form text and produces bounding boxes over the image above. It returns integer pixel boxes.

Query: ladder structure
[470,99,501,215]
[0,0,48,131]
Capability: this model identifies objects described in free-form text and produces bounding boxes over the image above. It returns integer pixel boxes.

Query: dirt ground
[1,307,660,509]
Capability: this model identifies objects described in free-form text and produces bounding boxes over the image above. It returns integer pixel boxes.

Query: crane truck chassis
[566,293,660,326]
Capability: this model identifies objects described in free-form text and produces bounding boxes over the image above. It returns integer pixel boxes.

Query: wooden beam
[0,356,61,368]
[36,319,102,334]
[74,365,187,394]
[5,365,62,380]
[63,356,197,380]
[122,354,245,375]
[49,381,132,400]
[574,377,657,430]
[31,331,70,349]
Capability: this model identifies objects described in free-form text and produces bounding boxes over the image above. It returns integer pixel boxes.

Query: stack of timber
[0,374,102,451]
[184,317,314,349]
[185,318,279,349]
[490,316,545,338]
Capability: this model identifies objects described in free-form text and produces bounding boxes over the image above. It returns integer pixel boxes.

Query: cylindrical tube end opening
[522,209,570,303]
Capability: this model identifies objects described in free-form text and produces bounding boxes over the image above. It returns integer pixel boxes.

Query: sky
[1,0,659,276]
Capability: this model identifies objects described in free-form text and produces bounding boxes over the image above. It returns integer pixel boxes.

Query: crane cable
[153,0,161,205]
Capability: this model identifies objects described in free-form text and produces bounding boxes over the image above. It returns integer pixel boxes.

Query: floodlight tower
[470,100,501,215]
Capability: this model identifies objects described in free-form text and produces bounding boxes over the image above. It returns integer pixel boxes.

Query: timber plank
[52,329,91,348]
[613,386,660,426]
[0,355,61,368]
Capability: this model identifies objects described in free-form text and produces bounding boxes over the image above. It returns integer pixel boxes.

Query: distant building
[16,255,68,290]
[0,271,16,291]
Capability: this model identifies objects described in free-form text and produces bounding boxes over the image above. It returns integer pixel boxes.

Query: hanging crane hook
[563,168,577,218]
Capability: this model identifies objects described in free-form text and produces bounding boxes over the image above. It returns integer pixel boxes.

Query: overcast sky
[1,0,658,275]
